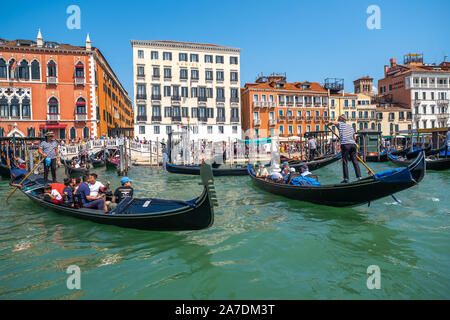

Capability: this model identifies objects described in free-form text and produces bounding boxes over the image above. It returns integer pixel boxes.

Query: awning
[39,124,67,129]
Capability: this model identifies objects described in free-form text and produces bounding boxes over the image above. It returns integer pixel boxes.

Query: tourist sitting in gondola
[62,178,75,206]
[300,164,313,177]
[111,177,134,206]
[89,173,111,203]
[43,184,64,205]
[255,164,269,177]
[269,164,283,182]
[76,174,107,211]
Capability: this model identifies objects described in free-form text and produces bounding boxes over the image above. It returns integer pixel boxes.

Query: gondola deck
[248,152,425,207]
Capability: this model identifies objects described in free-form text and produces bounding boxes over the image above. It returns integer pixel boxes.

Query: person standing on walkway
[38,131,59,184]
[329,115,361,183]
[307,136,317,161]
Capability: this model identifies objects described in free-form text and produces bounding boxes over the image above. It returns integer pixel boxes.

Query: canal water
[0,162,448,299]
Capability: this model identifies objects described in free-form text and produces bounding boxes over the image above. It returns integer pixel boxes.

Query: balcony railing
[198,96,207,102]
[198,116,208,122]
[230,117,239,123]
[75,77,85,85]
[46,76,57,84]
[253,101,261,108]
[216,97,225,103]
[437,113,449,119]
[287,115,294,122]
[172,115,181,122]
[151,115,161,122]
[230,97,239,103]
[136,94,147,100]
[296,116,303,121]
[268,101,276,108]
[152,75,160,80]
[151,94,161,100]
[304,101,312,106]
[216,117,225,123]
[47,113,60,121]
[314,102,321,106]
[305,116,312,122]
[269,119,276,126]
[137,74,145,79]
[437,99,449,106]
[278,115,286,122]
[172,96,181,102]
[75,113,87,121]
[137,115,147,122]
[413,99,422,106]
[253,118,261,126]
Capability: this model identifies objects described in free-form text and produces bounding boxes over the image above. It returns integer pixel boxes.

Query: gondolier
[329,115,361,183]
[38,131,59,184]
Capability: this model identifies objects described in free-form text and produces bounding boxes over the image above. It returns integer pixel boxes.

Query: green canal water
[0,162,449,299]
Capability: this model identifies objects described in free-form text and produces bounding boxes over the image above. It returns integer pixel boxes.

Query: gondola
[165,161,249,176]
[289,153,341,171]
[105,157,119,169]
[89,150,106,167]
[62,159,90,176]
[16,163,218,231]
[388,153,450,171]
[248,152,425,207]
[405,145,431,159]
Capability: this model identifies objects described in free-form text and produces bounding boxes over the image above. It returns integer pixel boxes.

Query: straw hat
[45,131,55,137]
[337,114,347,122]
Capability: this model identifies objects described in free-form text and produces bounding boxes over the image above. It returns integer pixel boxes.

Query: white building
[131,40,242,142]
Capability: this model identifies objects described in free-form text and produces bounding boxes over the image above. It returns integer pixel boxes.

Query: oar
[325,126,375,176]
[5,158,42,201]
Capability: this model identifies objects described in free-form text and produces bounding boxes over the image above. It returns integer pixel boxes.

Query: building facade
[131,40,242,142]
[375,104,412,137]
[241,74,329,139]
[378,54,450,130]
[0,31,133,139]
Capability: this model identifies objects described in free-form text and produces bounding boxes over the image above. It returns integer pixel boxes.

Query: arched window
[76,97,86,114]
[75,61,84,78]
[352,123,357,131]
[0,127,4,137]
[0,58,6,79]
[18,59,29,80]
[359,123,363,130]
[83,126,90,139]
[378,124,382,132]
[0,96,8,118]
[390,123,394,132]
[8,59,16,79]
[27,127,35,137]
[69,127,76,140]
[364,122,368,129]
[47,60,57,77]
[31,60,40,80]
[10,96,20,118]
[48,97,59,114]
[22,97,30,118]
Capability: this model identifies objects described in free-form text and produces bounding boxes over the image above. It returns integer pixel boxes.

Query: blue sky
[2,0,449,101]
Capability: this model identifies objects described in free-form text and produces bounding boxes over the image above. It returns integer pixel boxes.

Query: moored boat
[165,161,248,176]
[17,163,218,231]
[248,152,425,207]
[289,153,341,171]
[388,153,450,171]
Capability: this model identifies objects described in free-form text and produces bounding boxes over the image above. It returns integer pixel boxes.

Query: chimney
[384,65,388,77]
[85,33,91,51]
[36,29,43,47]
[390,58,397,67]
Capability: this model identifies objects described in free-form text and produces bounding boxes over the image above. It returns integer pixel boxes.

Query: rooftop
[130,40,241,52]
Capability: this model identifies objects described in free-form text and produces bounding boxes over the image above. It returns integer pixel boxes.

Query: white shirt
[301,170,312,177]
[270,172,283,180]
[88,181,105,197]
[51,189,62,201]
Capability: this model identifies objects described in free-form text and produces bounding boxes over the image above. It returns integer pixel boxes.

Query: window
[48,97,59,114]
[352,100,355,107]
[297,126,302,134]
[205,70,213,81]
[151,51,158,59]
[0,59,6,79]
[27,127,35,137]
[47,60,57,77]
[179,53,188,61]
[218,126,224,134]
[279,126,284,135]
[217,87,224,99]
[76,97,86,114]
[22,97,30,118]
[190,69,199,80]
[191,107,198,118]
[344,100,348,107]
[206,88,213,98]
[151,85,160,96]
[138,50,144,59]
[164,86,171,97]
[231,88,239,99]
[230,72,238,82]
[216,71,224,81]
[139,126,145,134]
[18,60,29,80]
[154,126,160,134]
[216,56,224,64]
[164,68,171,79]
[69,127,76,139]
[137,66,145,77]
[164,107,172,117]
[207,126,213,134]
[230,56,238,64]
[137,84,146,98]
[153,67,160,77]
[288,126,293,134]
[182,107,189,117]
[166,126,172,134]
[163,52,172,61]
[232,126,238,134]
[75,62,84,78]
[191,87,198,98]
[205,55,213,63]
[190,54,199,62]
[181,87,188,97]
[180,69,188,80]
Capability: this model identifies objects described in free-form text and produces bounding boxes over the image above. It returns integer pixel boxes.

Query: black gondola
[405,145,431,159]
[289,153,341,171]
[165,161,248,176]
[388,153,450,171]
[90,150,106,167]
[248,152,425,207]
[61,159,90,176]
[105,157,119,169]
[17,163,218,231]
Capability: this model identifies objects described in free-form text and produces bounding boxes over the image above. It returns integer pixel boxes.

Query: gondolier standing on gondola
[329,115,362,183]
[38,131,59,185]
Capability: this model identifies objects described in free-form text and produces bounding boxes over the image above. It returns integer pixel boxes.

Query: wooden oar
[5,159,42,201]
[325,126,375,176]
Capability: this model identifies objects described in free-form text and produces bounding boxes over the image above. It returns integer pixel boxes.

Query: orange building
[241,73,329,139]
[0,30,133,139]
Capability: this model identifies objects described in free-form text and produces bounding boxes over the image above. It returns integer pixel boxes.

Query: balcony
[269,119,276,126]
[253,118,261,126]
[151,115,161,122]
[295,102,304,107]
[172,115,182,123]
[388,117,395,121]
[437,113,449,120]
[230,117,239,123]
[323,116,329,122]
[230,97,239,103]
[413,114,421,120]
[216,97,225,103]
[413,99,422,106]
[216,117,225,123]
[198,96,207,102]
[136,115,147,122]
[268,101,276,108]
[136,94,147,100]
[296,116,303,121]
[152,75,160,81]
[198,116,208,122]
[305,116,313,122]
[151,94,161,100]
[278,115,286,122]
[171,96,181,105]
[286,101,294,107]
[304,101,312,107]
[437,99,449,106]
[47,113,60,121]
[75,77,85,85]
[316,116,323,122]
[137,73,145,80]
[287,115,294,122]
[314,102,321,106]
[46,76,57,84]
[253,101,261,108]
[75,113,87,121]
[164,75,172,81]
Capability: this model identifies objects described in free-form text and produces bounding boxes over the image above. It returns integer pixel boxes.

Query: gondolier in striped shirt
[329,115,361,183]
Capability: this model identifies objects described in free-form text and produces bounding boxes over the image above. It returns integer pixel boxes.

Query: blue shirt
[77,182,91,205]
[63,187,73,203]
[11,168,28,181]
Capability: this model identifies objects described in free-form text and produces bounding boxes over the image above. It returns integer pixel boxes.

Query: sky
[2,0,449,102]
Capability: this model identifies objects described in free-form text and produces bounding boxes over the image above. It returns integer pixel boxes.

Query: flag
[10,60,17,79]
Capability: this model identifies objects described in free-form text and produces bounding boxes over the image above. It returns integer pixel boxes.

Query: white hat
[289,167,296,172]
